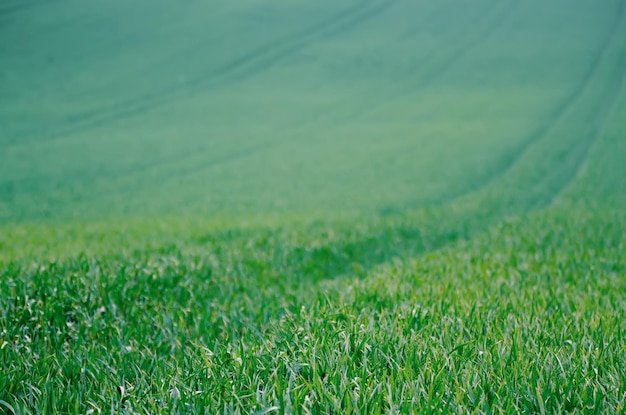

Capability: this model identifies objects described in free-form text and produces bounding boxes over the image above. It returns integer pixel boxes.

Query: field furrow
[2,0,397,147]
[434,0,626,210]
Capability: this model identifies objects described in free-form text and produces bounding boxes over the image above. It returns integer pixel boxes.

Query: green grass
[1,0,626,413]
[2,0,620,222]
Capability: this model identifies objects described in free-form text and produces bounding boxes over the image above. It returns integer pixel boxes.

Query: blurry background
[0,0,622,222]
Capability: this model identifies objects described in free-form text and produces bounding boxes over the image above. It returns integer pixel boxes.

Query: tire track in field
[5,0,383,139]
[204,0,612,208]
[5,0,395,147]
[275,2,626,287]
[70,0,503,206]
[424,1,626,219]
[167,0,505,209]
[239,0,507,182]
[545,25,626,205]
[0,0,403,207]
[116,0,503,190]
[16,0,453,201]
[1,0,400,199]
[105,2,626,293]
[285,0,509,132]
[532,105,622,209]
[76,0,384,114]
[409,0,626,213]
[333,0,515,125]
[515,0,626,210]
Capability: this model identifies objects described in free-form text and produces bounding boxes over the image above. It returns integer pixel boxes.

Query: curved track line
[34,0,398,201]
[558,78,626,197]
[77,0,508,202]
[349,0,514,120]
[546,7,626,206]
[420,0,626,211]
[208,1,626,285]
[354,3,626,280]
[524,1,626,209]
[35,1,454,195]
[64,0,390,103]
[6,0,395,147]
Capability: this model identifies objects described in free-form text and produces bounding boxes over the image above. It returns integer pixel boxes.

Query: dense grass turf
[1,0,626,413]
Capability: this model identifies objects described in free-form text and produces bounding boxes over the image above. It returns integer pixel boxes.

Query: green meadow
[1,0,625,413]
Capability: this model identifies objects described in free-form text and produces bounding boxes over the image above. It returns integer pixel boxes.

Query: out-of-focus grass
[1,0,620,222]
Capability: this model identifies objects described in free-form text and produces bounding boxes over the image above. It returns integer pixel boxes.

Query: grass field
[1,0,626,413]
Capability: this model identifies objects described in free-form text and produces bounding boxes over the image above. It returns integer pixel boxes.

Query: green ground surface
[1,0,626,413]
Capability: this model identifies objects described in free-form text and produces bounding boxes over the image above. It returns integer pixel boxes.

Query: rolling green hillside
[1,0,625,413]
[2,0,624,222]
